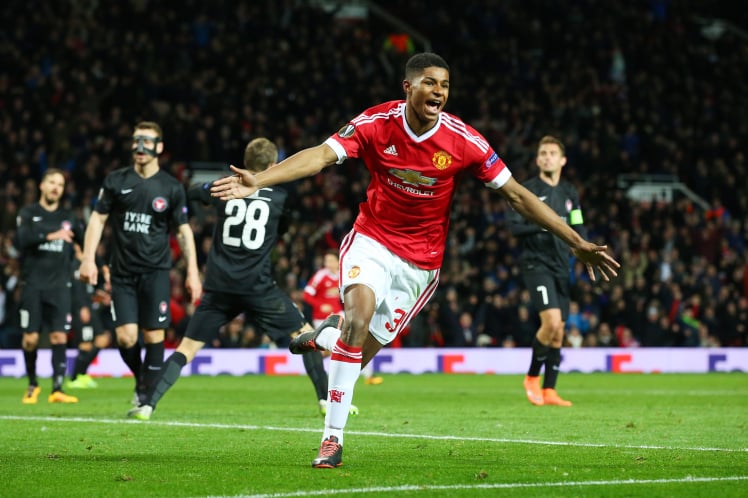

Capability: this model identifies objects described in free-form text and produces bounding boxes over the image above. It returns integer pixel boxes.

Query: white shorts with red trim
[339,231,439,345]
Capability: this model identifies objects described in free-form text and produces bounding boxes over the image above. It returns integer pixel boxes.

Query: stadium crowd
[1,0,747,350]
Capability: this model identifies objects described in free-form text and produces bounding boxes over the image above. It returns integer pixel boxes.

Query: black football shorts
[18,285,72,334]
[522,271,570,321]
[185,286,306,346]
[110,270,172,329]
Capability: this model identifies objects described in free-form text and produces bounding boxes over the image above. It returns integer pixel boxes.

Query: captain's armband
[569,209,584,225]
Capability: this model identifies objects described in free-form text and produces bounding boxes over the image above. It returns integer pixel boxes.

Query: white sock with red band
[322,339,362,446]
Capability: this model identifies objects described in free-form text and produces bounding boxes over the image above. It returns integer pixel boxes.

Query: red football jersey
[303,268,343,321]
[325,100,511,269]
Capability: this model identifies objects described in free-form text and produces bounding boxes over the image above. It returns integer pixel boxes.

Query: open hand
[210,165,258,200]
[572,243,620,282]
[48,227,74,243]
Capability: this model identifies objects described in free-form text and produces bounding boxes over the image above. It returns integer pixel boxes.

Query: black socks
[528,337,550,377]
[302,351,329,401]
[146,351,187,408]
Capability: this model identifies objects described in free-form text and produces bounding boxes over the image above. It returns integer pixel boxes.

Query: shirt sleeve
[188,182,213,204]
[324,137,348,165]
[457,121,513,189]
[94,175,115,214]
[14,208,47,250]
[171,184,190,227]
[324,114,372,164]
[468,143,513,190]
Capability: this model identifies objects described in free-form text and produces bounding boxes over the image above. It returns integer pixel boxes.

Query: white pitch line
[205,476,748,498]
[556,389,748,397]
[1,415,746,453]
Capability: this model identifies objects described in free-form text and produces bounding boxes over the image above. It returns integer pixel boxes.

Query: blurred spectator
[639,302,671,347]
[566,326,584,348]
[596,323,618,348]
[216,315,247,349]
[458,311,476,347]
[673,306,701,347]
[582,331,599,348]
[566,301,591,335]
[510,304,538,348]
[617,326,640,348]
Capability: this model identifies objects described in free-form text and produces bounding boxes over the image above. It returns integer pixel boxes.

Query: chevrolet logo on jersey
[389,168,437,186]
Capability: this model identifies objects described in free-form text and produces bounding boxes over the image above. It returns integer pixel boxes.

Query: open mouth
[426,99,442,113]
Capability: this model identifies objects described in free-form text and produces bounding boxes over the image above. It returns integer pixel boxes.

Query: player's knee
[94,333,111,348]
[22,334,39,350]
[538,321,560,340]
[116,334,137,348]
[49,331,68,345]
[552,322,565,337]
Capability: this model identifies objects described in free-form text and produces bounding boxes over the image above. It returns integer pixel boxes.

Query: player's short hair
[538,135,565,155]
[405,52,450,79]
[323,249,339,260]
[243,138,278,172]
[41,168,66,183]
[134,121,163,139]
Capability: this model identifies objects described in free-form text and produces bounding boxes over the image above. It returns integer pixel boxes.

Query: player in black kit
[128,137,337,420]
[79,121,202,405]
[67,251,113,390]
[16,168,85,404]
[508,136,586,407]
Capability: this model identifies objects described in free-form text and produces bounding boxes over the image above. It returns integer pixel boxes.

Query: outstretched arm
[211,143,339,200]
[498,177,620,281]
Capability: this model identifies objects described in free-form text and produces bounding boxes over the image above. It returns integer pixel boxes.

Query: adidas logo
[384,145,398,156]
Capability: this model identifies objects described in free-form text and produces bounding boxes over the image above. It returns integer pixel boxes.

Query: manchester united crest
[432,151,452,170]
[348,266,361,279]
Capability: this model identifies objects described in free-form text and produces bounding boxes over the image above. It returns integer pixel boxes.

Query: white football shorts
[339,230,439,345]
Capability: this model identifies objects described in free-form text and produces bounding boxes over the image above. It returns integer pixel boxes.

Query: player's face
[39,173,65,205]
[323,254,339,274]
[536,143,566,175]
[404,67,450,131]
[131,129,162,164]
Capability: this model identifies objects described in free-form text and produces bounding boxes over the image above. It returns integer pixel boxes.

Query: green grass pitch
[1,372,746,497]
